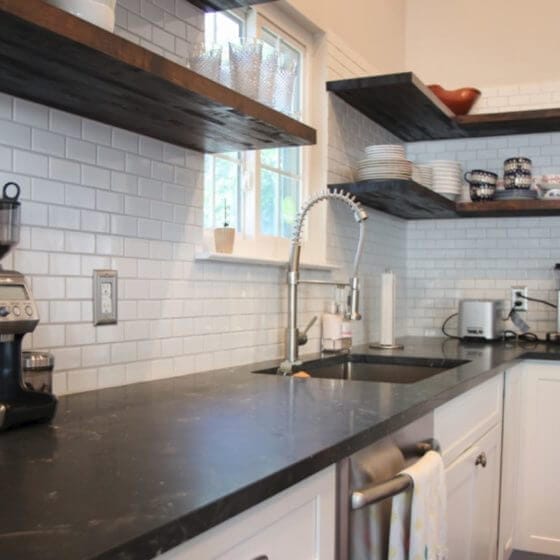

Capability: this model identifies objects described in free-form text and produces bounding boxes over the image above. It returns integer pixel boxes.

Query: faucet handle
[298,315,318,346]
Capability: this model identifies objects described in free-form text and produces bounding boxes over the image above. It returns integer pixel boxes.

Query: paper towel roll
[380,271,396,346]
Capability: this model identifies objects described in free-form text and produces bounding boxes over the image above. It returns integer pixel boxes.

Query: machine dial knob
[12,305,21,317]
[0,306,10,318]
[25,305,33,317]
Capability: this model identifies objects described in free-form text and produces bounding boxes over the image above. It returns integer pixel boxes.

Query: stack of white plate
[429,160,463,200]
[412,164,434,188]
[357,144,412,181]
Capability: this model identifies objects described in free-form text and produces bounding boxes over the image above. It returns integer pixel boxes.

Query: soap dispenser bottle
[322,301,343,352]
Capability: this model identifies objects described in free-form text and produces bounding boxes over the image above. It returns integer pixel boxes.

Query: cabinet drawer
[435,374,503,466]
[159,465,336,560]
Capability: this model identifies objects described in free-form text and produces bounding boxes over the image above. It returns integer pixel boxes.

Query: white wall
[288,0,406,74]
[405,0,560,89]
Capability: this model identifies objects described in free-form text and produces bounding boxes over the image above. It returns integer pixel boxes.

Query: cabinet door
[446,443,479,560]
[515,362,560,556]
[471,426,500,560]
[446,426,500,560]
[158,465,335,560]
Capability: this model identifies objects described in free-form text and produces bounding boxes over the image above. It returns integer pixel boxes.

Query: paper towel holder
[370,269,404,350]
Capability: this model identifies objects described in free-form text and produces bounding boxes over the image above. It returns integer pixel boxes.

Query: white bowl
[46,0,116,31]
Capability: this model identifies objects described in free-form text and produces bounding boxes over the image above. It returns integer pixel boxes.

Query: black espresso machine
[0,182,56,430]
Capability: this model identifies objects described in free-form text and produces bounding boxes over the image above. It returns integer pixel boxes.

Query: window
[204,11,245,231]
[203,9,308,248]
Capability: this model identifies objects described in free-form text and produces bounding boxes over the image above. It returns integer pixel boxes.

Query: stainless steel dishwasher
[336,412,436,560]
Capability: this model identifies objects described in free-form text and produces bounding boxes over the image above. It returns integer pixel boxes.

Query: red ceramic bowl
[428,84,481,115]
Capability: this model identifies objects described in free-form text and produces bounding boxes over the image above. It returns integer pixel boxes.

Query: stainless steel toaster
[458,299,504,340]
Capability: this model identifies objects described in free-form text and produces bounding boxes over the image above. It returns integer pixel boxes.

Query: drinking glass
[273,53,297,116]
[187,43,223,83]
[258,43,278,107]
[229,38,263,99]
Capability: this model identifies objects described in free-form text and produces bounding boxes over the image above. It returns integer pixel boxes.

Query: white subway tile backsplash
[97,365,126,388]
[0,145,11,171]
[32,178,65,205]
[14,99,49,129]
[66,277,93,300]
[125,195,151,217]
[65,185,96,209]
[96,190,124,214]
[34,324,65,347]
[49,206,80,230]
[82,120,112,146]
[81,210,110,233]
[67,138,97,164]
[82,344,111,367]
[126,153,152,177]
[111,215,138,236]
[97,146,126,171]
[32,129,65,157]
[138,218,162,239]
[50,253,81,276]
[67,369,98,393]
[50,109,81,139]
[32,276,65,300]
[14,150,48,177]
[111,171,138,195]
[50,301,82,323]
[82,164,110,189]
[0,93,12,119]
[0,120,31,150]
[112,129,139,153]
[31,227,64,252]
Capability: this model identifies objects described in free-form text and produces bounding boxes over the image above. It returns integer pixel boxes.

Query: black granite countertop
[2,337,560,560]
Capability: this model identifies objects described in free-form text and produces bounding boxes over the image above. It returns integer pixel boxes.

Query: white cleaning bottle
[322,301,343,352]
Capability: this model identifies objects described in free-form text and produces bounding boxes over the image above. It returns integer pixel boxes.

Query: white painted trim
[194,251,339,271]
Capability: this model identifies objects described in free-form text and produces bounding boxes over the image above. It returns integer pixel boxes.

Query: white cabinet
[446,426,500,560]
[158,465,336,560]
[509,361,560,556]
[435,375,504,560]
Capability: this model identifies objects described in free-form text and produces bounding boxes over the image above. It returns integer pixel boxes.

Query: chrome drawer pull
[475,452,487,468]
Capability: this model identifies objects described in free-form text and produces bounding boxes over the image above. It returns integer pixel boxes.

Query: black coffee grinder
[0,182,57,430]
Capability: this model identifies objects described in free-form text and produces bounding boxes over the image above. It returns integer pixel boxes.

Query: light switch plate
[93,270,118,326]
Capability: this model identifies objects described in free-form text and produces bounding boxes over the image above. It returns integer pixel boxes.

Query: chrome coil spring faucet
[282,189,368,373]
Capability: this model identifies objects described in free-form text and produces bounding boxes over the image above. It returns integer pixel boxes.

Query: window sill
[194,251,339,271]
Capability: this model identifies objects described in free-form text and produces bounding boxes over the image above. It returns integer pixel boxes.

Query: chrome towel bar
[351,439,440,511]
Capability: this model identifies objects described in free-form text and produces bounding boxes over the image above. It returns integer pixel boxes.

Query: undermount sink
[254,354,469,384]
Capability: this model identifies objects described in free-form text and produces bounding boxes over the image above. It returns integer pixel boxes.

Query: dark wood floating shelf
[0,0,315,153]
[457,199,560,217]
[329,179,458,220]
[189,0,275,12]
[327,72,560,142]
[331,180,560,220]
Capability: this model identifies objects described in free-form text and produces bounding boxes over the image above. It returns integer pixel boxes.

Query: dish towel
[388,450,448,560]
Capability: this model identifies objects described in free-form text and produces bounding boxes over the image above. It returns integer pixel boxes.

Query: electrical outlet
[511,286,528,312]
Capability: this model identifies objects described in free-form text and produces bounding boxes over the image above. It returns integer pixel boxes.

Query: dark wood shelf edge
[326,72,560,141]
[326,71,455,119]
[329,179,458,220]
[457,200,560,218]
[331,180,560,220]
[0,0,315,153]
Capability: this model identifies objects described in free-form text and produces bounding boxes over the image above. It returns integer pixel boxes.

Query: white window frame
[202,5,323,263]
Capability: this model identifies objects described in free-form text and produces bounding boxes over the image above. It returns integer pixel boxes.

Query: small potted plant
[214,201,235,254]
